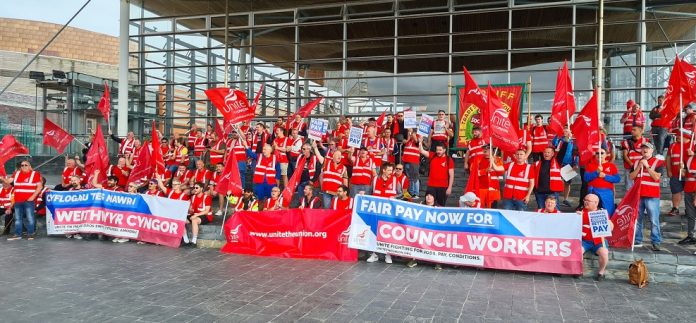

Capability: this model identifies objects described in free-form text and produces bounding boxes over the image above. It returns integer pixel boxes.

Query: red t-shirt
[427,152,454,188]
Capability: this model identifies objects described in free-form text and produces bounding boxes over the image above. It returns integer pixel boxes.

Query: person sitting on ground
[578,193,611,281]
[537,195,560,214]
[407,192,443,270]
[263,186,285,211]
[234,187,259,212]
[188,182,212,246]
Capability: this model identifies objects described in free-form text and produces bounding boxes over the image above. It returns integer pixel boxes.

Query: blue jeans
[167,165,179,176]
[534,192,559,211]
[238,162,247,186]
[501,199,527,211]
[322,193,334,209]
[404,162,420,197]
[636,197,661,245]
[188,156,199,170]
[14,201,36,236]
[651,126,668,155]
[254,180,276,202]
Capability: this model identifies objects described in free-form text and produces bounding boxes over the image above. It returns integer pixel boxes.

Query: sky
[0,0,119,36]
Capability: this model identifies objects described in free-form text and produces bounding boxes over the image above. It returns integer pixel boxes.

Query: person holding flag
[629,142,665,251]
[584,148,620,216]
[207,132,226,167]
[621,125,650,191]
[464,126,484,171]
[263,187,285,211]
[649,95,668,154]
[679,152,696,245]
[109,129,136,158]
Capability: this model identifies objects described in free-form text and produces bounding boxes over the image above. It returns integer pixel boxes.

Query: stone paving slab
[1,238,695,322]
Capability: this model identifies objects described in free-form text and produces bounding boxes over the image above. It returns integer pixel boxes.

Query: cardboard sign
[417,114,434,137]
[404,111,418,128]
[307,118,328,141]
[588,210,612,238]
[348,127,364,148]
[560,165,578,181]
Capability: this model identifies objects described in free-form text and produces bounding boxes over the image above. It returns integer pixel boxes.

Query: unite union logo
[338,226,350,245]
[229,223,242,242]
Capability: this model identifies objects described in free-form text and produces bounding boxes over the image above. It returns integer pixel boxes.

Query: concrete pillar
[118,0,130,136]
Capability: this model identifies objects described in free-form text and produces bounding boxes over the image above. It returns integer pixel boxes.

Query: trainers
[594,273,606,281]
[652,243,661,252]
[561,200,572,207]
[366,253,379,263]
[668,207,679,217]
[407,259,418,268]
[435,264,443,270]
[215,210,223,216]
[634,243,643,248]
[66,234,73,239]
[74,234,83,240]
[7,235,21,241]
[27,235,35,241]
[385,254,392,264]
[678,237,696,245]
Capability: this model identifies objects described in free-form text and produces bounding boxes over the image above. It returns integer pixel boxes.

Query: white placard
[307,118,328,141]
[588,210,612,238]
[348,127,364,148]
[560,165,577,181]
[404,111,418,128]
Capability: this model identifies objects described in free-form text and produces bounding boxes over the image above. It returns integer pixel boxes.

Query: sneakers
[406,259,418,268]
[651,243,661,252]
[215,210,223,216]
[594,273,606,281]
[112,238,129,243]
[634,243,643,248]
[66,234,73,239]
[74,234,83,240]
[678,237,696,245]
[561,200,572,207]
[435,264,443,270]
[27,235,35,241]
[7,235,21,241]
[384,254,392,264]
[366,253,379,263]
[668,207,679,217]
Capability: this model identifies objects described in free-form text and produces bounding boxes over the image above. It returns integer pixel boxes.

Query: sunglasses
[21,164,29,167]
[193,187,201,190]
[395,168,403,170]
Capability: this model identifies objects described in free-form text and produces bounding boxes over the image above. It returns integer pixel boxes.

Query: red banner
[457,84,524,148]
[221,208,357,262]
[43,118,74,154]
[205,87,254,124]
[608,180,641,249]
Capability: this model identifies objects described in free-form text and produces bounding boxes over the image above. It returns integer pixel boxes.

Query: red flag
[376,111,387,128]
[205,87,254,124]
[548,61,576,135]
[282,156,306,207]
[464,157,480,194]
[150,122,165,177]
[462,67,490,140]
[223,119,236,136]
[250,84,264,110]
[571,89,601,165]
[214,118,225,139]
[128,141,153,184]
[0,135,30,170]
[286,97,324,130]
[215,150,243,197]
[607,180,642,249]
[43,118,74,154]
[85,125,109,187]
[653,58,687,128]
[97,82,111,124]
[485,82,520,153]
[679,59,696,103]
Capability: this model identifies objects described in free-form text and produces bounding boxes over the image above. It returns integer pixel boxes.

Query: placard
[560,165,578,181]
[588,210,612,238]
[348,127,364,148]
[417,114,434,137]
[404,111,418,128]
[307,118,328,141]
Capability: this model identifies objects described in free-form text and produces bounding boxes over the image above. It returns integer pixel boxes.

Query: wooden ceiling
[134,0,696,73]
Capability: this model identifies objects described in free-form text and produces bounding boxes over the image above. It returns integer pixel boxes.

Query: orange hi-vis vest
[351,157,374,185]
[322,162,346,193]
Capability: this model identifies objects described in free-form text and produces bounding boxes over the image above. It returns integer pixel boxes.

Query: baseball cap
[640,142,654,150]
[460,192,478,203]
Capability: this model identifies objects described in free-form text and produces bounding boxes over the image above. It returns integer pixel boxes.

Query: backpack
[628,258,649,288]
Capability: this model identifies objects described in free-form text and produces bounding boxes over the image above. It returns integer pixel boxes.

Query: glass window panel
[347,20,394,40]
[253,27,295,46]
[174,33,208,48]
[345,96,396,115]
[398,36,449,55]
[142,35,170,51]
[511,50,572,70]
[347,39,394,58]
[512,28,572,49]
[395,95,448,112]
[452,11,508,33]
[398,16,449,37]
[453,0,508,10]
[254,10,294,25]
[453,54,508,72]
[300,23,343,42]
[343,76,394,97]
[575,25,597,46]
[647,19,696,43]
[210,14,249,28]
[299,42,342,60]
[143,19,172,33]
[346,2,394,19]
[176,17,207,31]
[511,7,573,28]
[398,56,448,73]
[453,32,509,52]
[297,6,343,23]
[398,0,449,14]
[397,74,449,95]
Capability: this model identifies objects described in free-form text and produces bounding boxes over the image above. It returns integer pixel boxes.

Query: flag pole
[527,76,532,131]
[34,152,68,170]
[447,76,452,156]
[680,93,684,180]
[219,197,230,235]
[223,0,229,88]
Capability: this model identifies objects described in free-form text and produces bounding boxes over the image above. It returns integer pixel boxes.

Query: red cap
[627,99,636,109]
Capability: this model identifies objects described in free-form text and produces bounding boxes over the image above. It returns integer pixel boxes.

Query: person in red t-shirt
[579,193,611,281]
[418,137,454,207]
[188,182,212,246]
[6,160,42,240]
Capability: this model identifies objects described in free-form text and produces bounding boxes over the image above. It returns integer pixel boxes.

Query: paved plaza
[0,238,694,322]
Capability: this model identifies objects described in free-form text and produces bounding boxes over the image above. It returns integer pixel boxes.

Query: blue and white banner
[46,189,190,247]
[348,195,583,274]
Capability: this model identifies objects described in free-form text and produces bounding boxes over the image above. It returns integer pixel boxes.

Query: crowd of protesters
[4,96,696,280]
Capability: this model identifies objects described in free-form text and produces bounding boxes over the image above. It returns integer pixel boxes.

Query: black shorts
[188,214,210,225]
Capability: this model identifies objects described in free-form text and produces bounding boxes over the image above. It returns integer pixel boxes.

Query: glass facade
[128,0,696,138]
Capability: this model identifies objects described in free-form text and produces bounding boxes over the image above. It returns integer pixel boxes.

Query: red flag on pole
[464,157,480,194]
[250,84,264,110]
[462,67,490,140]
[85,125,109,187]
[282,156,306,207]
[376,111,387,128]
[150,122,165,177]
[286,97,324,130]
[97,82,111,125]
[653,57,687,128]
[548,61,576,135]
[571,89,601,165]
[0,135,30,169]
[214,118,225,139]
[128,141,153,184]
[607,180,642,249]
[679,59,696,102]
[484,82,520,153]
[205,87,255,124]
[215,150,243,197]
[43,118,74,154]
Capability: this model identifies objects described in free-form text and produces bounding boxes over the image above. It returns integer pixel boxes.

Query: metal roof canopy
[132,0,696,73]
